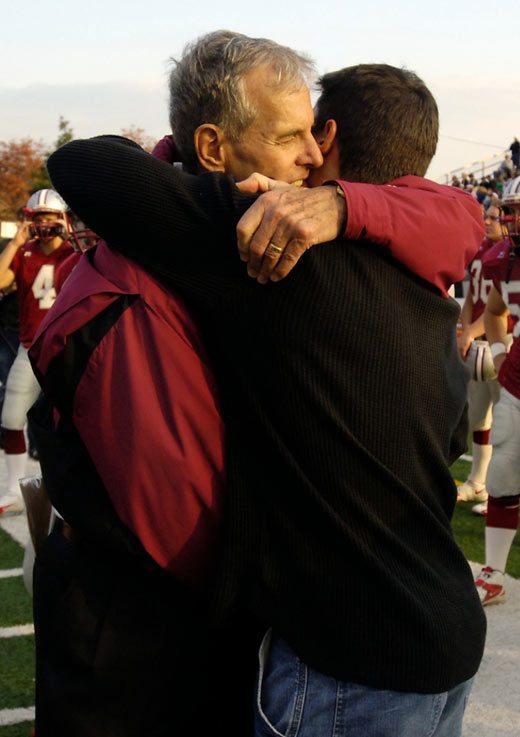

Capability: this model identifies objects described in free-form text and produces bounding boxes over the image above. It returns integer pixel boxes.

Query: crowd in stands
[450,137,519,205]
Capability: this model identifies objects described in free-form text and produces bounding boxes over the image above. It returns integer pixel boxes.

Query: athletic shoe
[0,491,25,517]
[472,501,488,516]
[475,566,506,606]
[457,479,488,503]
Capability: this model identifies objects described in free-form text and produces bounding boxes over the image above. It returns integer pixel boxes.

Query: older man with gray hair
[28,31,326,737]
[169,30,321,182]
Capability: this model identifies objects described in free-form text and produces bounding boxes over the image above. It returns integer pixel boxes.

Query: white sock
[471,442,493,486]
[485,526,517,573]
[4,452,28,496]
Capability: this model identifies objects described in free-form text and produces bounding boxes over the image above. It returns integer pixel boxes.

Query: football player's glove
[465,339,497,382]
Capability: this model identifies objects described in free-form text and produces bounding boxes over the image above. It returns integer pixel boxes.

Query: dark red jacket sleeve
[337,176,484,296]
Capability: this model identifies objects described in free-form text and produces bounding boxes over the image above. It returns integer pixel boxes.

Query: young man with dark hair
[312,63,438,184]
[43,59,485,737]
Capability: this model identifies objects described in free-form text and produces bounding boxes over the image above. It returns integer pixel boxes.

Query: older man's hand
[235,183,348,284]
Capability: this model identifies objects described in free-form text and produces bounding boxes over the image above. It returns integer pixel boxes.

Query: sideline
[0,707,35,728]
[0,458,519,734]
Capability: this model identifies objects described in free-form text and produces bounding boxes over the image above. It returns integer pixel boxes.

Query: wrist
[325,182,348,235]
[490,342,507,359]
[8,235,24,249]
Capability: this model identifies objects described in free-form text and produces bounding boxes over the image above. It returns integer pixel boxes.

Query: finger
[254,216,299,282]
[249,210,300,280]
[236,199,267,262]
[255,242,285,284]
[245,202,287,277]
[259,209,319,283]
[236,173,267,193]
[235,175,260,193]
[270,240,308,282]
[241,188,310,279]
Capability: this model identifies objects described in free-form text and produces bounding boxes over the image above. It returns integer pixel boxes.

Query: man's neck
[39,237,64,255]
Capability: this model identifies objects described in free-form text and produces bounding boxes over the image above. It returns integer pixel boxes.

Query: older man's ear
[194,124,227,173]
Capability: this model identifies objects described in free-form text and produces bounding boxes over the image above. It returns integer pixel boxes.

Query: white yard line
[0,623,34,638]
[0,567,22,579]
[0,706,35,727]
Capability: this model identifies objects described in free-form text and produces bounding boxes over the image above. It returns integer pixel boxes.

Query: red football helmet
[68,215,98,252]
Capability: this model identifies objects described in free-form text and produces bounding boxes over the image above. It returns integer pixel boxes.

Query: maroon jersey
[482,239,520,398]
[500,336,520,400]
[11,239,74,345]
[468,238,495,321]
[55,251,81,293]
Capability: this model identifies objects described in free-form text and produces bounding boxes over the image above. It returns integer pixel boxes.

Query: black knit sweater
[48,137,486,694]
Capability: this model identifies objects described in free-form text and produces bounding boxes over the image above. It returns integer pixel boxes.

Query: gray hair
[168,30,315,173]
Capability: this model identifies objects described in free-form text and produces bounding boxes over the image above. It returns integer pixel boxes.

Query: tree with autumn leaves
[0,119,156,221]
[0,116,73,221]
[0,138,46,221]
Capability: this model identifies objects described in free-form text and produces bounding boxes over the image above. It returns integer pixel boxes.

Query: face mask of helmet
[29,220,67,241]
[68,224,98,252]
[501,176,520,248]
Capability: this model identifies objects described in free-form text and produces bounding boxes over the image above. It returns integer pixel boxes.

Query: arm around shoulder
[47,136,257,277]
[338,177,484,296]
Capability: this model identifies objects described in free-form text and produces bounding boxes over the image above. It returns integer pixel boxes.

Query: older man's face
[221,66,323,184]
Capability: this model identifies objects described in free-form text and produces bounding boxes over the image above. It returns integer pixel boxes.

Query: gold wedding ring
[268,242,283,254]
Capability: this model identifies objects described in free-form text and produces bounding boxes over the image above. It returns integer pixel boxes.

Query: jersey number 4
[31,265,56,309]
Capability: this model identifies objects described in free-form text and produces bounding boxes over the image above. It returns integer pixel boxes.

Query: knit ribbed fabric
[48,137,486,694]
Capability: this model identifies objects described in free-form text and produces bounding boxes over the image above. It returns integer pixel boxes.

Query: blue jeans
[255,631,473,737]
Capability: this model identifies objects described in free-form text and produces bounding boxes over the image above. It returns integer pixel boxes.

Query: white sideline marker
[0,624,34,638]
[0,706,35,726]
[0,568,23,579]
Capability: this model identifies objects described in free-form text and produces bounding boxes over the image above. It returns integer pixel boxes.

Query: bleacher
[434,150,508,186]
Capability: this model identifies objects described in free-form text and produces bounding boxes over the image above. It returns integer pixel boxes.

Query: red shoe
[475,566,506,606]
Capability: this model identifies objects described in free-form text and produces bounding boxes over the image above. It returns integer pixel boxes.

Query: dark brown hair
[314,64,439,183]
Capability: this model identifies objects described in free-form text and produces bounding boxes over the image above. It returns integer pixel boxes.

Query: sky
[1,0,519,181]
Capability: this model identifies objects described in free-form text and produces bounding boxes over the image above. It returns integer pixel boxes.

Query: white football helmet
[23,189,70,242]
[502,176,520,208]
[500,176,520,247]
[465,340,497,382]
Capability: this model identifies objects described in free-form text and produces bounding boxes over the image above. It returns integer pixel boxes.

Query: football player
[457,204,513,507]
[0,190,74,516]
[474,176,520,604]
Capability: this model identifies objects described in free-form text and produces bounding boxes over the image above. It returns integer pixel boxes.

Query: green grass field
[0,456,518,735]
[0,527,34,737]
[451,457,520,578]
